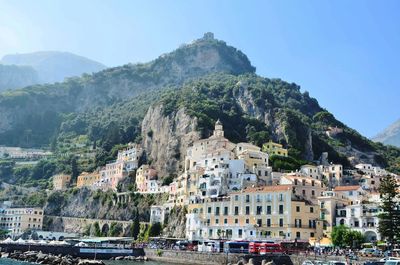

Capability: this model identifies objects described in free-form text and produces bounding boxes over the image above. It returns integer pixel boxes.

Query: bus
[280,240,310,254]
[249,241,263,254]
[259,243,283,255]
[224,241,249,253]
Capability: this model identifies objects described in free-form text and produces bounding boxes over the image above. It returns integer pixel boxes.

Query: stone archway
[364,230,378,241]
[101,223,110,236]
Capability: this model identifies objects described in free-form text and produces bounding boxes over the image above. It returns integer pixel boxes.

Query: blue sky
[0,0,399,137]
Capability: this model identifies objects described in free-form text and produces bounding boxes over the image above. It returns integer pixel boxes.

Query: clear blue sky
[0,0,399,138]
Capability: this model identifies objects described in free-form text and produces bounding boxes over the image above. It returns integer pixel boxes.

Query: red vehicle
[259,243,283,255]
[249,241,263,254]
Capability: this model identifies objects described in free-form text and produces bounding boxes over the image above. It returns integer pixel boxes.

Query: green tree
[149,222,162,237]
[378,176,400,246]
[91,222,102,237]
[331,225,350,248]
[132,214,140,240]
[108,222,123,237]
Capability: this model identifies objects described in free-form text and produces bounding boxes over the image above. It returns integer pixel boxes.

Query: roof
[79,237,135,243]
[231,185,292,194]
[334,185,361,191]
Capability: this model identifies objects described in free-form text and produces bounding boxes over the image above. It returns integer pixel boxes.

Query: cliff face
[0,64,39,92]
[141,105,201,177]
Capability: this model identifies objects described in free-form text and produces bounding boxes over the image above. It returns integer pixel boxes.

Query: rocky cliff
[0,64,39,92]
[141,104,201,177]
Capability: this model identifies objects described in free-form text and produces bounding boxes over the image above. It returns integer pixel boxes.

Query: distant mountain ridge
[0,32,398,176]
[373,119,400,147]
[0,51,106,87]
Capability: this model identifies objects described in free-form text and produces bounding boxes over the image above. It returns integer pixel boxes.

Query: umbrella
[58,241,70,245]
[16,238,26,244]
[75,242,89,247]
[2,238,14,244]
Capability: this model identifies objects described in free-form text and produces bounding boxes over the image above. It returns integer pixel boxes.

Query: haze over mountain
[373,119,400,147]
[0,51,106,91]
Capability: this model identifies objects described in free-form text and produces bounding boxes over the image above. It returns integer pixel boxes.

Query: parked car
[360,248,382,257]
[302,260,314,265]
[327,261,347,265]
[384,260,400,265]
[364,261,385,265]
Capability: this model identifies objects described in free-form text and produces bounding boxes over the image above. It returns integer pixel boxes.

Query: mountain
[0,32,399,187]
[373,119,400,147]
[0,51,106,84]
[0,64,39,92]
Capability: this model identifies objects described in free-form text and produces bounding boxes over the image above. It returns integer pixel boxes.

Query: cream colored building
[52,174,71,190]
[0,207,44,238]
[280,173,326,204]
[318,191,349,236]
[186,185,323,241]
[77,172,100,188]
[135,164,158,193]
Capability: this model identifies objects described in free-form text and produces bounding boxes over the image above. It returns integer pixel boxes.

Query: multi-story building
[320,164,343,187]
[262,140,288,157]
[99,160,125,190]
[280,173,325,204]
[135,165,158,193]
[0,207,44,238]
[300,165,322,180]
[333,186,364,205]
[117,144,142,172]
[52,174,71,190]
[77,172,101,188]
[336,203,381,242]
[318,191,349,236]
[186,185,323,241]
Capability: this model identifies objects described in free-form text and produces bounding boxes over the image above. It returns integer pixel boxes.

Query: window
[224,219,228,224]
[302,190,306,196]
[238,229,243,238]
[234,206,239,216]
[257,219,262,227]
[279,218,284,227]
[296,232,301,239]
[256,206,262,215]
[246,195,250,203]
[294,179,298,185]
[245,206,250,215]
[209,229,213,237]
[235,195,239,201]
[310,232,315,238]
[215,219,219,224]
[266,205,271,214]
[279,194,284,201]
[312,190,315,196]
[235,219,238,224]
[224,207,228,216]
[296,206,300,212]
[279,205,284,214]
[215,207,220,216]
[246,219,249,224]
[267,219,271,227]
[256,195,261,202]
[207,219,210,225]
[208,207,212,214]
[302,179,306,186]
[312,180,315,186]
[310,207,314,213]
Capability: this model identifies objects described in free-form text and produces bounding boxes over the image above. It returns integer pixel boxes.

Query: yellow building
[262,140,288,157]
[0,207,44,237]
[318,191,349,237]
[52,174,71,190]
[186,185,323,241]
[77,172,101,188]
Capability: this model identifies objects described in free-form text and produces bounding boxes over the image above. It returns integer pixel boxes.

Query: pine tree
[132,212,140,240]
[378,176,400,246]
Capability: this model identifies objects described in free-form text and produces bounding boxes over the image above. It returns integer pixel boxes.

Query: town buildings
[77,171,101,188]
[186,185,323,241]
[0,207,44,238]
[52,174,71,190]
[262,140,288,157]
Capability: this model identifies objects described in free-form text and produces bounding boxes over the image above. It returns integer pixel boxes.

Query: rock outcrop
[141,104,201,177]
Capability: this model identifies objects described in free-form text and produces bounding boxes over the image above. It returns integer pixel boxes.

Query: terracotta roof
[333,185,361,191]
[231,185,292,194]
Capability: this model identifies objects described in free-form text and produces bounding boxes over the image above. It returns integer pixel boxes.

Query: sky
[0,0,399,137]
